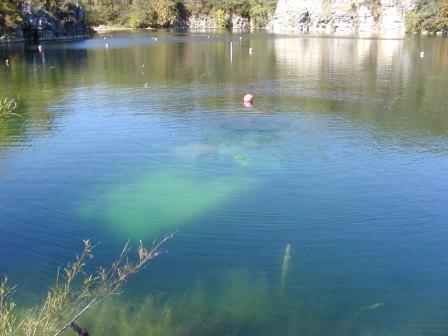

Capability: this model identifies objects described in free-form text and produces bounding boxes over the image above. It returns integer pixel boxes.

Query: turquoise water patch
[79,169,254,238]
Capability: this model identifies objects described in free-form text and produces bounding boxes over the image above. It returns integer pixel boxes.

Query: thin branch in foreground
[0,233,174,336]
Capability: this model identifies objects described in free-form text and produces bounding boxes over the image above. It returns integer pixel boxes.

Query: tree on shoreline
[0,0,22,32]
[0,234,173,336]
[1,0,277,32]
[405,0,448,32]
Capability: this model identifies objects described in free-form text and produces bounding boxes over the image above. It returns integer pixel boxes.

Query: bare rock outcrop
[2,2,91,43]
[267,0,416,35]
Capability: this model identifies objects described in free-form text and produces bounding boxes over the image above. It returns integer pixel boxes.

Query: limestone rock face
[267,0,416,35]
[230,14,251,30]
[187,14,220,29]
[185,13,250,30]
[19,2,90,42]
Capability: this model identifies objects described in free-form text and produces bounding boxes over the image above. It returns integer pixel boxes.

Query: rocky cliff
[267,0,416,35]
[2,2,91,43]
[176,13,250,30]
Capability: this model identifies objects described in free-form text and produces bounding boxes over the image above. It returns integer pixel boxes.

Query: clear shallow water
[1,31,448,335]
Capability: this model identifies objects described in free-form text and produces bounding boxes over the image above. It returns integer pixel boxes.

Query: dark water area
[1,31,448,335]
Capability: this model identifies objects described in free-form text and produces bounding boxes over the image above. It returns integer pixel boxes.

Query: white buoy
[230,42,233,63]
[243,93,253,103]
[420,51,425,58]
[249,47,253,55]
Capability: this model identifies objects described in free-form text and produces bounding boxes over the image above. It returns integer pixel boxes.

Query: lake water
[1,31,448,335]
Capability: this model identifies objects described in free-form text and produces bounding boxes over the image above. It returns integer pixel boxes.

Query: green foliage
[0,237,171,336]
[405,0,448,32]
[0,0,22,31]
[1,0,95,34]
[76,0,276,28]
[212,8,227,27]
[128,14,144,28]
[127,0,156,27]
[248,0,276,28]
[211,0,251,16]
[153,0,186,27]
[126,0,185,28]
[77,0,132,26]
[184,0,209,14]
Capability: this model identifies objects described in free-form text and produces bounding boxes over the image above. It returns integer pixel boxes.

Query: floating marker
[420,51,425,58]
[230,42,233,63]
[249,47,253,55]
[243,93,253,103]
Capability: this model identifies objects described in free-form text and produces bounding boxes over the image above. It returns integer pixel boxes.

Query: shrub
[249,0,276,28]
[405,0,448,32]
[128,14,144,28]
[212,8,227,27]
[0,0,22,32]
[0,235,173,336]
[152,0,185,27]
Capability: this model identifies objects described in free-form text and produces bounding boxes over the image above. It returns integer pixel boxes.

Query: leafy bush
[128,14,144,28]
[405,0,448,32]
[249,0,276,28]
[0,236,172,336]
[127,0,156,27]
[126,0,185,28]
[152,0,186,27]
[0,0,22,32]
[212,8,227,27]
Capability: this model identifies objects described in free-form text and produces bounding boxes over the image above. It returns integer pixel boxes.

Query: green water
[1,31,448,335]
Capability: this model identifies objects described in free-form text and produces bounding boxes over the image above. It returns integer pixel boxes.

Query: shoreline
[93,26,134,32]
[0,34,92,45]
[1,28,446,45]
